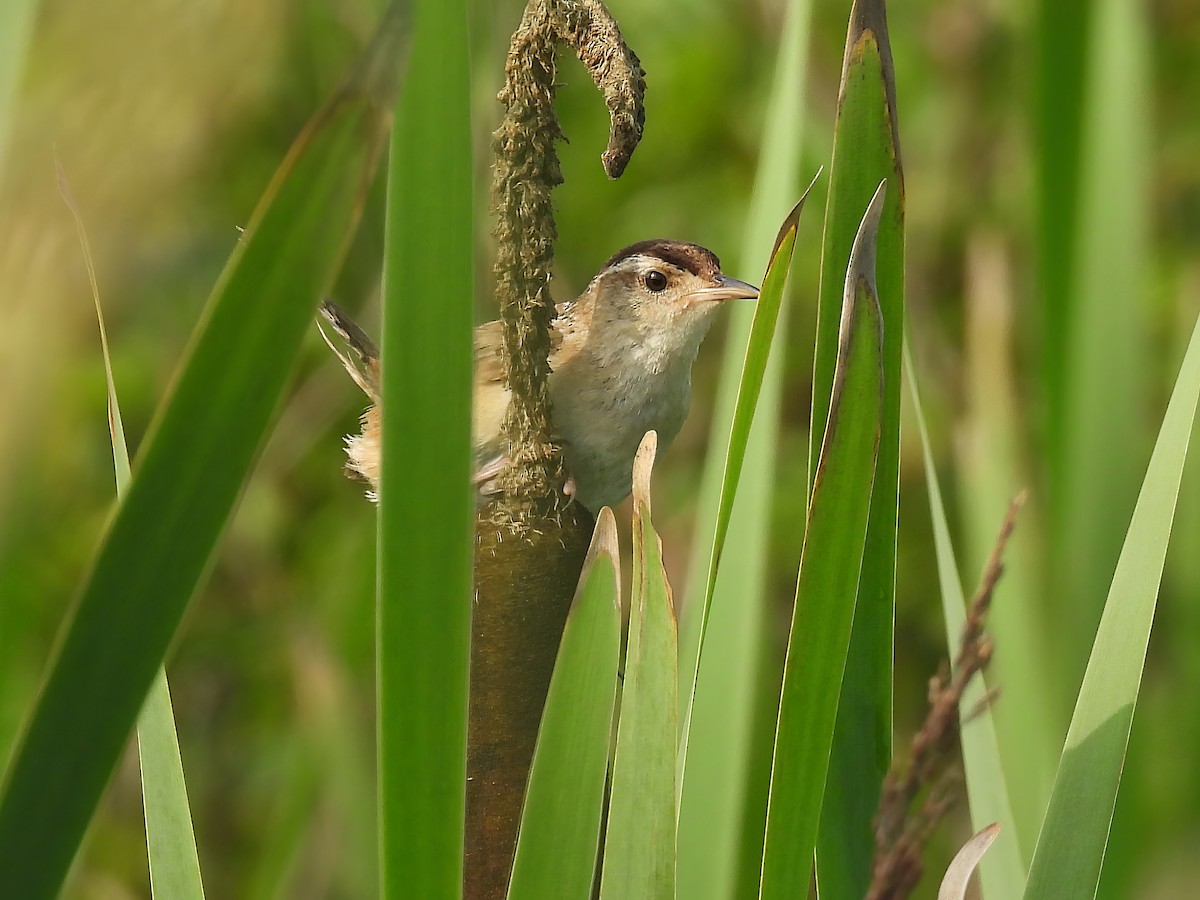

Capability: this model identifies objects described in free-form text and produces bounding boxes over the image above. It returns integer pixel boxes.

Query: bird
[319,239,758,514]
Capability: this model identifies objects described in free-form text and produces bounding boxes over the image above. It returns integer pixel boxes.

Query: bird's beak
[689,274,760,303]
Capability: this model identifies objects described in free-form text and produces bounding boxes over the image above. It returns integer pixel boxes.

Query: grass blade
[907,342,1025,899]
[1024,313,1200,898]
[759,185,885,898]
[506,509,621,900]
[0,13,404,896]
[958,235,1058,854]
[375,0,472,897]
[56,159,130,492]
[939,824,1003,900]
[138,672,206,900]
[60,161,205,899]
[810,3,905,891]
[1032,0,1093,476]
[1052,0,1151,714]
[676,1,813,894]
[677,182,813,766]
[601,433,678,900]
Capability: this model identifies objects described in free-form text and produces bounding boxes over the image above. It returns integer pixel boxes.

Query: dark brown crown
[602,240,721,279]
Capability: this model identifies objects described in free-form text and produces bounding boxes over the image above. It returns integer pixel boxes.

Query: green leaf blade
[138,672,206,900]
[0,15,402,896]
[957,234,1058,858]
[601,433,678,900]
[64,173,206,900]
[1051,0,1152,743]
[1033,0,1093,452]
[810,3,905,892]
[675,1,814,893]
[677,178,813,768]
[907,344,1026,899]
[375,0,473,897]
[1025,313,1200,899]
[760,186,886,898]
[506,509,622,900]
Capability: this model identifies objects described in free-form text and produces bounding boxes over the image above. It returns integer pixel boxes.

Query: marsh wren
[320,240,758,513]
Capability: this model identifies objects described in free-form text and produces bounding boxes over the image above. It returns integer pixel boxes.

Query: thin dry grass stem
[490,0,645,521]
[866,492,1026,900]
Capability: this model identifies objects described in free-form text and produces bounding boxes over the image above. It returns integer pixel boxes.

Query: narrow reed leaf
[676,2,814,894]
[138,672,206,900]
[760,186,885,898]
[939,823,1003,900]
[375,0,472,897]
[507,509,621,900]
[1052,0,1152,715]
[60,161,205,900]
[958,235,1057,853]
[907,343,1025,899]
[0,11,405,896]
[601,433,678,900]
[811,3,905,891]
[1025,313,1200,899]
[1032,0,1093,468]
[57,158,131,494]
[692,180,816,616]
[678,171,817,773]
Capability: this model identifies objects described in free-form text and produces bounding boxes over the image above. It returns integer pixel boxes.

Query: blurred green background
[1,0,1198,897]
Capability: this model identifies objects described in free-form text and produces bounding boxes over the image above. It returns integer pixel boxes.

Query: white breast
[549,333,697,512]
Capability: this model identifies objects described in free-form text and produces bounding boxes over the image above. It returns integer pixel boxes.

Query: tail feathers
[318,299,380,401]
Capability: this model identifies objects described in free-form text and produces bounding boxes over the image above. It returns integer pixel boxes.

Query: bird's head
[575,239,759,360]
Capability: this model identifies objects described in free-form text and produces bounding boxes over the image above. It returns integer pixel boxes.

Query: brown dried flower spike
[489,0,646,514]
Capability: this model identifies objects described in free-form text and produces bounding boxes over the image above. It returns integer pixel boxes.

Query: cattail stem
[465,2,644,898]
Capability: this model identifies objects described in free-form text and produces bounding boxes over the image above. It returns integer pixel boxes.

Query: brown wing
[474,309,569,384]
[473,312,570,459]
[322,306,572,498]
[322,305,568,397]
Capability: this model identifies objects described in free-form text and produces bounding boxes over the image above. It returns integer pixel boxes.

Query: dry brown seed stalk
[867,493,1025,900]
[489,0,645,517]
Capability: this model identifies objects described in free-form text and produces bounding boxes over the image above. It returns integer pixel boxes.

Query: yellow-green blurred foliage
[1,0,1199,897]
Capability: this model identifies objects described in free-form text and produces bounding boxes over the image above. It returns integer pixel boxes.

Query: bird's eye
[643,270,668,293]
